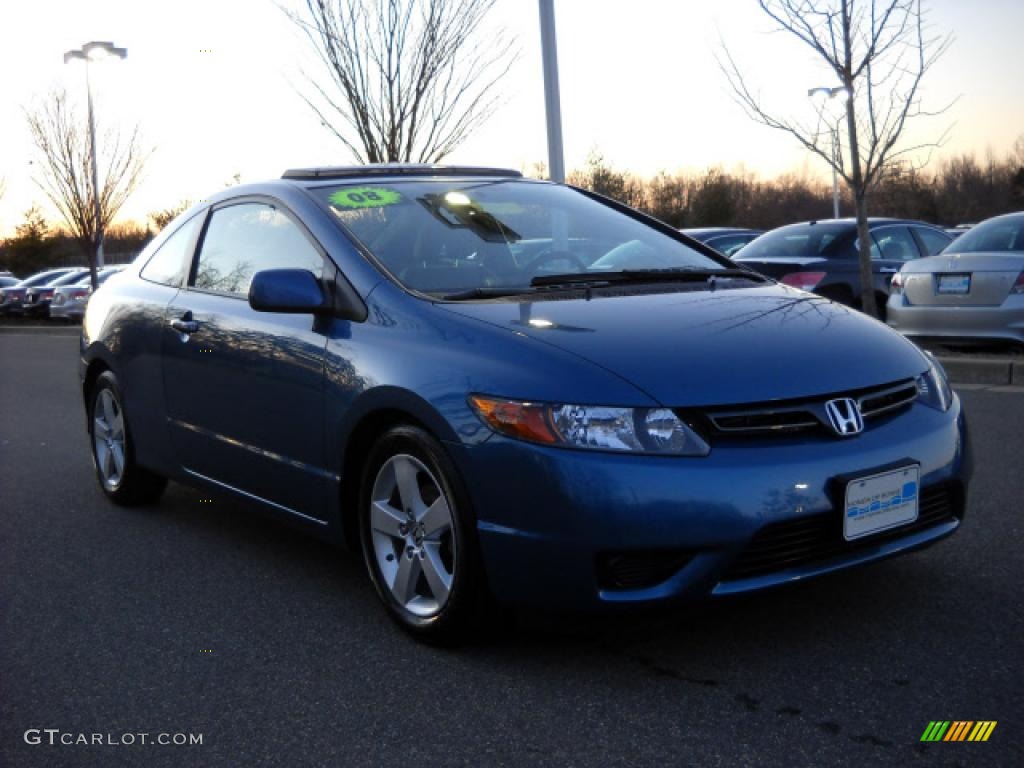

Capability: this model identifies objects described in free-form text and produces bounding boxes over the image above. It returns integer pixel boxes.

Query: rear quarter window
[140,213,203,287]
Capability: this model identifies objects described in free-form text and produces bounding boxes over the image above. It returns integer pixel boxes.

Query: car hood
[899,251,1024,273]
[439,284,928,406]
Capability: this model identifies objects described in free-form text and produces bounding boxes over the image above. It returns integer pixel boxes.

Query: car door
[118,211,207,475]
[162,198,332,520]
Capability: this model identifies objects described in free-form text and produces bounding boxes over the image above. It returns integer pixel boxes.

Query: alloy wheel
[369,454,456,617]
[93,388,126,490]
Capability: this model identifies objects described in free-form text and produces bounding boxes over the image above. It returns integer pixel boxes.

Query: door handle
[170,316,200,334]
[879,267,899,274]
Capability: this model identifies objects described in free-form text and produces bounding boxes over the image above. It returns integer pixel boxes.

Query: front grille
[698,379,918,438]
[721,483,959,582]
[860,381,918,418]
[596,550,695,591]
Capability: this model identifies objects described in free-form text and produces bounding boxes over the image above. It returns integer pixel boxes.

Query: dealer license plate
[844,465,919,541]
[937,273,970,295]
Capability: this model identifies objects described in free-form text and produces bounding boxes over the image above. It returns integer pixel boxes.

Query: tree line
[561,141,1024,231]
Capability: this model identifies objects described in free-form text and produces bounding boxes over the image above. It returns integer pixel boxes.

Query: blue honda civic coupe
[80,165,970,642]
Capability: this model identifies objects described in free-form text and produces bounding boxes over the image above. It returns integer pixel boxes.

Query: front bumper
[888,294,1024,343]
[455,397,970,610]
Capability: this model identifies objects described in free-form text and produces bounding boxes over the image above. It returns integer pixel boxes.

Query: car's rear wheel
[88,371,167,506]
[358,425,487,643]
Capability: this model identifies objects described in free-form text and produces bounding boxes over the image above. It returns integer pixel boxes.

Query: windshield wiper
[440,286,536,301]
[530,267,767,288]
[443,268,767,299]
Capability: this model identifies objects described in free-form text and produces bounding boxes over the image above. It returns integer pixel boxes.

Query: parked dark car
[679,227,764,258]
[81,166,969,643]
[0,276,19,289]
[734,219,953,319]
[23,268,89,318]
[0,268,82,317]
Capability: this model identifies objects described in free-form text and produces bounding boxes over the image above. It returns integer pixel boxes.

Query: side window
[192,203,323,296]
[706,235,745,256]
[140,214,202,286]
[870,226,919,261]
[913,227,952,256]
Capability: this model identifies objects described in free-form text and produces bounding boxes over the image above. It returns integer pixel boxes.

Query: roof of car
[776,218,945,230]
[681,227,763,236]
[281,164,523,181]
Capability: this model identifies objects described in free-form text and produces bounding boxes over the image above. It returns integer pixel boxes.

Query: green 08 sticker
[328,186,403,209]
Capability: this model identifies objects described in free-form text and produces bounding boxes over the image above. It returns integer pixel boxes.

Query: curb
[935,356,1022,387]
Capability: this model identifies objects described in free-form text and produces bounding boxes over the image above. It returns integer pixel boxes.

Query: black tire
[358,424,489,644]
[88,371,167,506]
[874,292,889,323]
[817,285,856,309]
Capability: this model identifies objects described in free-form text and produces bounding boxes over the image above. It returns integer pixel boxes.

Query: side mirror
[248,269,327,314]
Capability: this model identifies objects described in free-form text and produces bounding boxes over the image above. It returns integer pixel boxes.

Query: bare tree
[25,89,147,289]
[720,0,953,318]
[148,199,194,233]
[284,0,517,164]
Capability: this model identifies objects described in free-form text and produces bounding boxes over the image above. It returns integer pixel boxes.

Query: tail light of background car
[70,289,90,300]
[780,271,826,291]
[890,272,904,295]
[1012,271,1024,295]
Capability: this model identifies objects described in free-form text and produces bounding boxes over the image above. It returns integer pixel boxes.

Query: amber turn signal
[467,395,559,444]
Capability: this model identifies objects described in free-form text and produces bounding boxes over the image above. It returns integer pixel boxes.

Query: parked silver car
[50,266,126,322]
[22,268,89,318]
[887,211,1024,344]
[0,268,81,316]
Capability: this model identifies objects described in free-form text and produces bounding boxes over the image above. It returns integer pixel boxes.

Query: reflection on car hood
[440,284,928,406]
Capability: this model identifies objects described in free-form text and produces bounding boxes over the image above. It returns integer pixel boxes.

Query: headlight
[915,354,952,412]
[469,395,710,456]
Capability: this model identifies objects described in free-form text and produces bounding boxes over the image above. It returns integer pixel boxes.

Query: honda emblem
[824,398,864,436]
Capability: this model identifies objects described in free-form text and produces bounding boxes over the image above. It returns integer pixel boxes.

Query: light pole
[538,0,565,184]
[64,41,127,273]
[807,86,849,219]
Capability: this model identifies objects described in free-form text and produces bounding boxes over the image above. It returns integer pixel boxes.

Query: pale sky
[1,0,1022,236]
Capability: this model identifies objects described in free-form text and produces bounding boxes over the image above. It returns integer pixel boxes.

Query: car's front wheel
[88,371,167,506]
[358,425,487,643]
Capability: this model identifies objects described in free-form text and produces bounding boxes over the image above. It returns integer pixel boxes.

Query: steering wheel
[522,249,589,276]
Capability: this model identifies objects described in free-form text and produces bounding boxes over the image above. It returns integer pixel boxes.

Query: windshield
[737,223,852,260]
[313,180,726,296]
[946,215,1024,254]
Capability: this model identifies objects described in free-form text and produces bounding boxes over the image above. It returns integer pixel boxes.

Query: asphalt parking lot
[1,330,1021,768]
